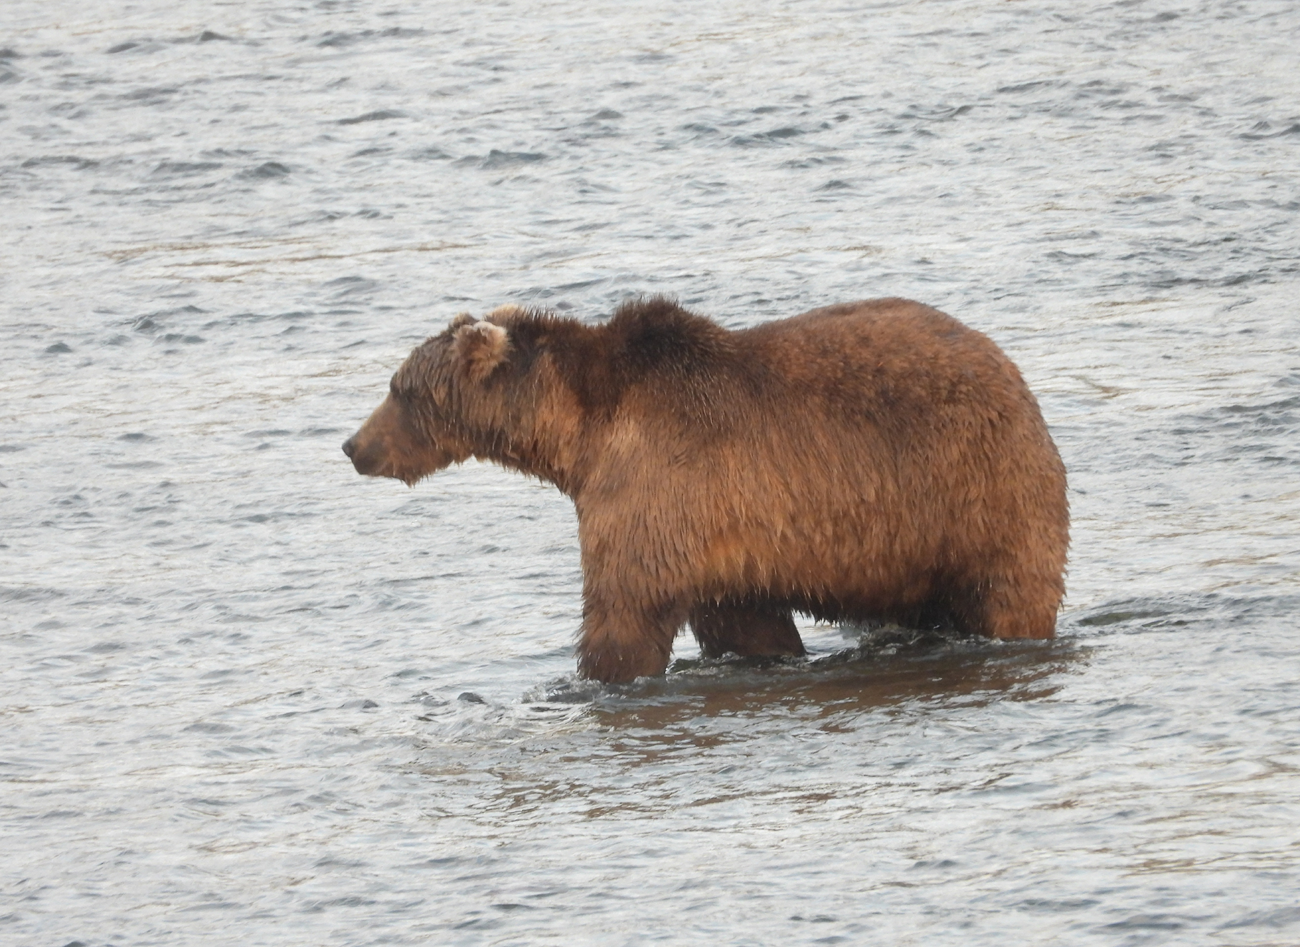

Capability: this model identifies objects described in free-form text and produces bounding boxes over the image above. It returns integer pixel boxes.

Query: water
[3,1,1299,944]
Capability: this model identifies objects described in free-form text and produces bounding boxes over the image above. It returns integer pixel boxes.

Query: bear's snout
[343,429,381,475]
[342,427,382,476]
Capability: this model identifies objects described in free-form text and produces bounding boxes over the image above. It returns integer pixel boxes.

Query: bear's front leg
[689,599,806,659]
[575,591,684,684]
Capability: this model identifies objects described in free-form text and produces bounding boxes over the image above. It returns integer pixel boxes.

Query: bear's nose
[342,436,356,458]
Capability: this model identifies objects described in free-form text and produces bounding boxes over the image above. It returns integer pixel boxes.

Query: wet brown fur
[343,297,1069,684]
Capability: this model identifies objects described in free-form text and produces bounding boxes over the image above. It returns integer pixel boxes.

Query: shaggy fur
[343,297,1069,684]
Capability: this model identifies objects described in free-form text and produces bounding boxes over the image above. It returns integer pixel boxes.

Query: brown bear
[343,297,1069,684]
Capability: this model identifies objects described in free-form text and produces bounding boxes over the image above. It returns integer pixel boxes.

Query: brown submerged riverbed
[3,2,1300,945]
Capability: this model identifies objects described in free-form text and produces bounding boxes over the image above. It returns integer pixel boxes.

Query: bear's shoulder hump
[606,296,731,369]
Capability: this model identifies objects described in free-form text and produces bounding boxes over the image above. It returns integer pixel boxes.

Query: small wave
[1071,591,1300,631]
[127,305,206,334]
[996,79,1061,94]
[122,85,180,102]
[107,40,152,54]
[731,125,806,146]
[337,109,406,125]
[680,122,719,138]
[150,160,222,177]
[316,27,426,49]
[21,156,98,170]
[466,149,547,170]
[1239,120,1300,141]
[0,585,68,603]
[320,275,380,299]
[411,689,589,743]
[240,161,291,179]
[899,103,972,121]
[408,145,452,161]
[630,50,673,64]
[780,155,846,169]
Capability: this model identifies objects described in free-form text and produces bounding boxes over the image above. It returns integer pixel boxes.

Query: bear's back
[605,297,1037,451]
[735,297,1024,412]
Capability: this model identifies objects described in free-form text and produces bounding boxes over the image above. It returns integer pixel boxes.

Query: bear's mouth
[342,430,458,485]
[341,433,390,478]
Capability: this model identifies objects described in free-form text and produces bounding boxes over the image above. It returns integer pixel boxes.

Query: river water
[3,1,1299,944]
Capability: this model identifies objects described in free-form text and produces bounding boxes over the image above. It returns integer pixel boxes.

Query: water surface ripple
[3,2,1299,945]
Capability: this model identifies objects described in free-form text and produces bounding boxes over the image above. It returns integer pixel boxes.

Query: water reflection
[448,632,1084,836]
[536,627,1080,734]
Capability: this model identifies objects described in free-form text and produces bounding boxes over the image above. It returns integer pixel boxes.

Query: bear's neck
[468,392,590,498]
[478,441,580,496]
[466,315,612,497]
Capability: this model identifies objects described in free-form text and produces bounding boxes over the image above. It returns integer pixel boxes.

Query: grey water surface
[3,1,1300,945]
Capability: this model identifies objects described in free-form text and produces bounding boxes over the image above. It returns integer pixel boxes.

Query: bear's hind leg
[969,574,1062,640]
[690,599,806,659]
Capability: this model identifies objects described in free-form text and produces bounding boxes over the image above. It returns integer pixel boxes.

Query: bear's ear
[449,312,476,330]
[454,321,510,382]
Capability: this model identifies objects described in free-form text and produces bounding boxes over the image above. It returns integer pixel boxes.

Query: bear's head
[342,309,516,485]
